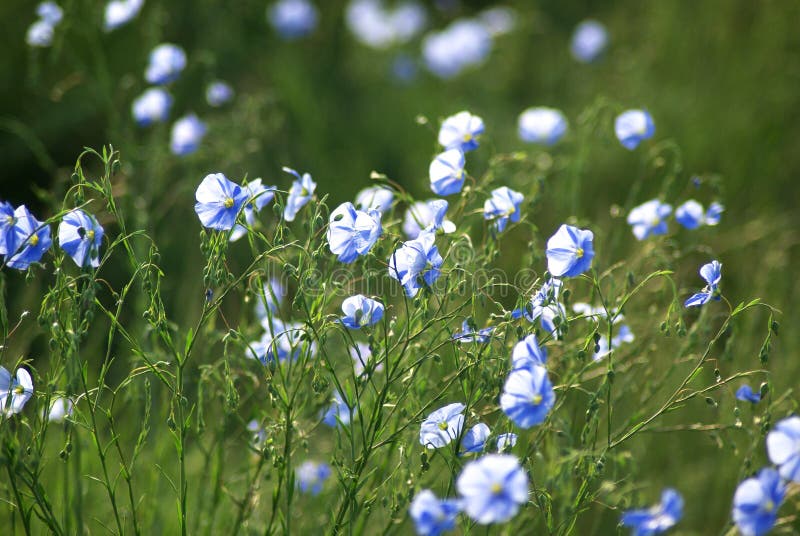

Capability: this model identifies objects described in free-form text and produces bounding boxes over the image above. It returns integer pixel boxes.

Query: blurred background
[1,0,799,532]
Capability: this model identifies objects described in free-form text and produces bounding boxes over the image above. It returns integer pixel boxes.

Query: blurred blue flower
[26,20,55,47]
[0,367,34,415]
[58,209,104,268]
[403,200,456,239]
[422,19,491,79]
[438,111,484,152]
[675,200,724,229]
[355,186,394,213]
[351,342,382,376]
[37,2,63,24]
[205,80,234,107]
[766,416,800,482]
[346,0,427,50]
[495,433,517,452]
[247,419,267,448]
[6,206,52,270]
[452,320,493,344]
[327,202,382,263]
[194,173,248,231]
[483,186,523,233]
[545,224,594,278]
[684,260,722,307]
[249,320,314,364]
[131,87,172,127]
[478,6,516,37]
[518,107,568,145]
[388,231,443,297]
[104,0,144,32]
[627,199,672,240]
[736,385,761,404]
[461,422,490,454]
[230,178,277,242]
[340,295,384,329]
[47,396,74,423]
[500,366,555,429]
[0,201,18,257]
[409,489,460,536]
[621,488,683,536]
[615,109,655,150]
[296,460,331,495]
[429,149,466,196]
[145,44,186,85]
[570,20,608,63]
[170,114,207,156]
[282,167,317,222]
[594,324,634,361]
[391,54,419,83]
[268,0,318,40]
[456,454,528,524]
[511,334,547,371]
[732,468,785,536]
[419,402,465,449]
[322,390,353,427]
[514,278,564,335]
[254,277,285,319]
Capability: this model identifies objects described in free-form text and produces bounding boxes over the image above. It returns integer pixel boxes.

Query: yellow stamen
[531,394,543,405]
[87,229,95,241]
[575,247,584,258]
[462,133,472,142]
[437,421,449,431]
[490,483,503,494]
[29,234,39,246]
[5,216,13,225]
[763,500,774,512]
[224,197,235,208]
[13,386,24,395]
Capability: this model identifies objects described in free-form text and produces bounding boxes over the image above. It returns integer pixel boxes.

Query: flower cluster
[628,198,723,239]
[26,2,64,48]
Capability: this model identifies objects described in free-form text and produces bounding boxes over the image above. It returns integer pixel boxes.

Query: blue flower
[513,278,564,335]
[26,20,54,47]
[495,433,517,452]
[322,390,353,427]
[194,173,249,231]
[145,43,187,85]
[268,0,318,40]
[6,206,52,270]
[627,199,672,240]
[57,209,104,268]
[461,423,490,454]
[422,19,491,79]
[403,200,456,239]
[478,6,516,37]
[248,320,315,364]
[675,200,724,229]
[736,385,761,404]
[456,454,528,524]
[419,402,465,449]
[355,186,394,213]
[518,107,568,145]
[452,320,493,344]
[621,488,683,536]
[684,260,722,307]
[0,201,19,257]
[351,342,382,376]
[340,295,384,329]
[346,0,427,50]
[438,111,484,152]
[766,416,800,482]
[732,468,786,536]
[429,149,466,196]
[171,114,207,156]
[104,0,144,32]
[247,419,268,448]
[483,186,523,233]
[570,20,608,63]
[282,167,317,222]
[388,231,443,297]
[36,2,63,25]
[296,460,331,495]
[409,489,461,536]
[615,109,655,150]
[594,324,635,361]
[511,334,547,371]
[205,80,234,107]
[47,397,73,423]
[254,277,286,319]
[545,224,594,278]
[230,179,277,242]
[0,367,34,415]
[500,366,555,429]
[132,87,173,127]
[327,202,382,263]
